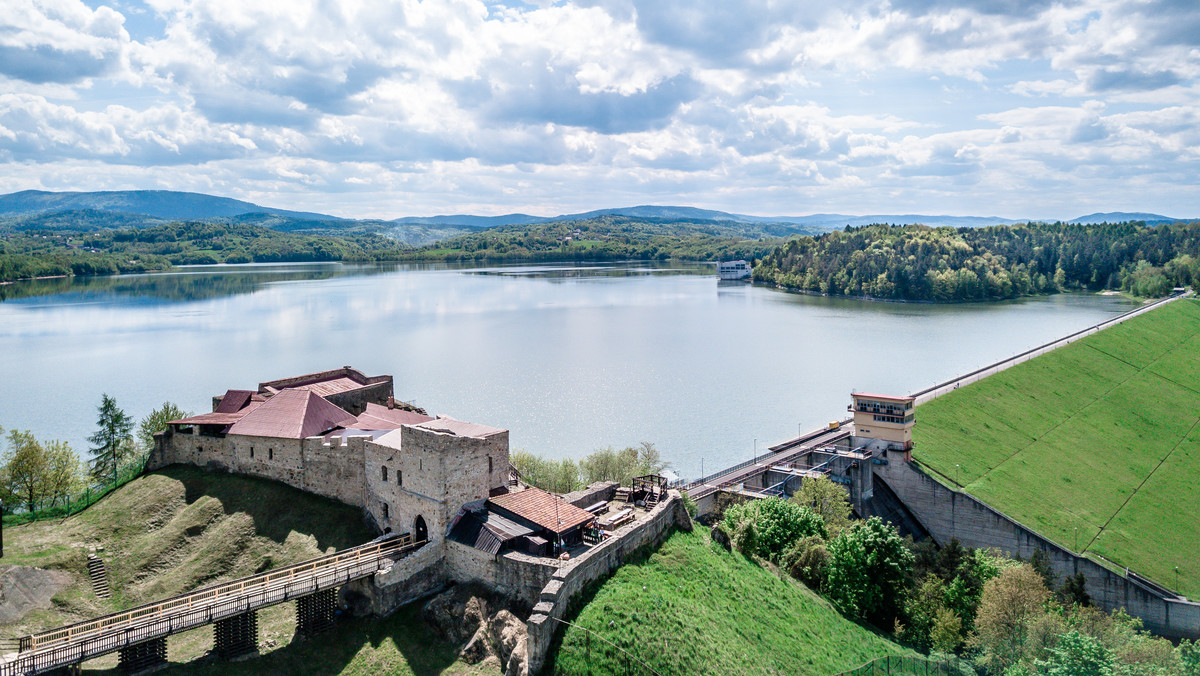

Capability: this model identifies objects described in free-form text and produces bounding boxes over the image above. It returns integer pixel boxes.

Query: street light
[1177,566,1181,594]
[955,464,960,487]
[753,438,757,464]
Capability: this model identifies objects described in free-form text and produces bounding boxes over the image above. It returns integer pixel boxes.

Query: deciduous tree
[137,402,191,452]
[825,517,915,627]
[792,475,852,534]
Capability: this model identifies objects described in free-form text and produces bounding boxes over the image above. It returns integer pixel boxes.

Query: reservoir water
[0,261,1138,478]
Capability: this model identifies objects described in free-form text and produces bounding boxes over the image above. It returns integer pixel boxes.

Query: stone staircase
[87,555,111,599]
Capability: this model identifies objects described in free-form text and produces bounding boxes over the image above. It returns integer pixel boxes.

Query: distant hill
[0,190,341,222]
[1,190,1193,241]
[1069,212,1182,225]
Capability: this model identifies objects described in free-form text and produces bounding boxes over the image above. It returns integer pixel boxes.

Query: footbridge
[1,533,424,676]
[685,423,854,507]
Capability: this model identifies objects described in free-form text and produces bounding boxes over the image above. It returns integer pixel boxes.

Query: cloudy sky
[2,0,1198,219]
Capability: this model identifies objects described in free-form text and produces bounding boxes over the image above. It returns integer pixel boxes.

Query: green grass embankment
[0,465,484,674]
[914,297,1200,598]
[550,528,918,676]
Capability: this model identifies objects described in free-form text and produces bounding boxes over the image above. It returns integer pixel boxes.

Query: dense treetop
[754,221,1200,301]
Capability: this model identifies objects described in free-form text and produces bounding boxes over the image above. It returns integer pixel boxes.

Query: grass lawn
[913,298,1200,598]
[549,528,919,676]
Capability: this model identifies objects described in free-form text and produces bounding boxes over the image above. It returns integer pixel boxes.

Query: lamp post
[1074,527,1079,552]
[955,464,960,487]
[1177,566,1181,594]
[753,438,757,464]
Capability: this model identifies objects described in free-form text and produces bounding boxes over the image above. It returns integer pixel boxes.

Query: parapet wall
[876,459,1200,640]
[524,491,694,674]
[343,541,447,617]
[561,482,619,508]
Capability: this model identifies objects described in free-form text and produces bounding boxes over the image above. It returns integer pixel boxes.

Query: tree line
[716,482,1199,675]
[0,221,416,283]
[510,442,670,494]
[0,398,187,514]
[754,221,1200,302]
[398,215,797,263]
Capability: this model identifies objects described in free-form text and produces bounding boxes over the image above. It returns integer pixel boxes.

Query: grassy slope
[1,465,484,675]
[913,298,1200,598]
[550,528,918,676]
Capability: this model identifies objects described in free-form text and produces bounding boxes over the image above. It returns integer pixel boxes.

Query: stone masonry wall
[561,482,619,508]
[875,458,1200,639]
[151,430,369,510]
[524,491,694,674]
[342,541,447,617]
[444,540,559,607]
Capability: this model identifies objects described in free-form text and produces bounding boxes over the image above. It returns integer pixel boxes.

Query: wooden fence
[1,534,422,676]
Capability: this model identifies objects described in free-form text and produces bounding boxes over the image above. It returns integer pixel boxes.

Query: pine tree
[88,393,133,481]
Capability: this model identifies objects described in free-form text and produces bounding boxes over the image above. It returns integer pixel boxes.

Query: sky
[1,0,1198,220]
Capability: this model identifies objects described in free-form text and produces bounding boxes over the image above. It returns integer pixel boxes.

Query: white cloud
[0,0,1196,217]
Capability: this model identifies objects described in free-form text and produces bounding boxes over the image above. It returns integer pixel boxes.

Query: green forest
[755,221,1200,301]
[0,221,412,283]
[397,215,808,262]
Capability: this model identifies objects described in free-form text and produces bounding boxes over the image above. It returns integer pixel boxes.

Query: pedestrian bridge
[1,533,424,676]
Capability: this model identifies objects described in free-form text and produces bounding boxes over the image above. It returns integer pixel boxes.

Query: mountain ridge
[0,190,1190,231]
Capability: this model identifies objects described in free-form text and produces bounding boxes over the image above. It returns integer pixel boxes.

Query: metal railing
[2,534,422,676]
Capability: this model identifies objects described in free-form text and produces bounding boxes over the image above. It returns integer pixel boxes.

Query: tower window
[382,466,388,482]
[488,456,493,473]
[397,471,402,487]
[250,447,254,458]
[268,448,273,460]
[382,503,389,519]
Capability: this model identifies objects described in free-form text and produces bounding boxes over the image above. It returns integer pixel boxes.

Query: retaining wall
[875,459,1200,639]
[561,482,619,509]
[343,542,447,617]
[524,491,694,674]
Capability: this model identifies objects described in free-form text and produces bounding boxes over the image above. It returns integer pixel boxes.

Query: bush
[722,497,826,563]
[825,517,915,627]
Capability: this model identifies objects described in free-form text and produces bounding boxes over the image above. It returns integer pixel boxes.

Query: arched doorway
[414,515,428,543]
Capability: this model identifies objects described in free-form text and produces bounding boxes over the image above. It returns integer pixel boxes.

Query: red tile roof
[169,412,248,427]
[228,389,357,439]
[214,389,263,413]
[352,402,434,429]
[487,487,594,535]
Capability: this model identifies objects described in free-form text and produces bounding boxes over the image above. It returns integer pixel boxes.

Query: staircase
[614,487,631,504]
[87,555,111,599]
[644,491,660,508]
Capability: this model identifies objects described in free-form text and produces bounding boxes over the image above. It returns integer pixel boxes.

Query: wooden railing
[2,534,422,676]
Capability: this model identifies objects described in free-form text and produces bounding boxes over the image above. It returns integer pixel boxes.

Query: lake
[0,262,1138,479]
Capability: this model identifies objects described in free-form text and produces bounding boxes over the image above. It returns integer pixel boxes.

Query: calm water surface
[0,262,1138,478]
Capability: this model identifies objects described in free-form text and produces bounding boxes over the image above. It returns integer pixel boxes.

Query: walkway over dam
[684,423,854,506]
[1,533,424,676]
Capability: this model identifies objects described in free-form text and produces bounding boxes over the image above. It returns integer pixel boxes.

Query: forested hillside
[401,215,816,262]
[0,221,411,282]
[755,221,1200,301]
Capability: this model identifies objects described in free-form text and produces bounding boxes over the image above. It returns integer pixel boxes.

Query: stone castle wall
[875,458,1200,640]
[151,430,369,509]
[524,492,693,674]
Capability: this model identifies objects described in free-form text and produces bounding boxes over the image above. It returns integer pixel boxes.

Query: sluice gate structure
[1,534,424,676]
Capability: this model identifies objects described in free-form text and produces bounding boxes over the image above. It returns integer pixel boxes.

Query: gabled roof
[228,389,357,439]
[353,402,434,429]
[214,389,265,413]
[487,487,594,535]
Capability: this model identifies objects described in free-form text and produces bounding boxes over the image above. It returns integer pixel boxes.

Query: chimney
[387,396,395,410]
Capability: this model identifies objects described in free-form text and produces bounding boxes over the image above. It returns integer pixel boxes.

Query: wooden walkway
[1,534,423,676]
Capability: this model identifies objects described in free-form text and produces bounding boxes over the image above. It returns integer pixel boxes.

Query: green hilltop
[913,297,1200,598]
[550,528,919,676]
